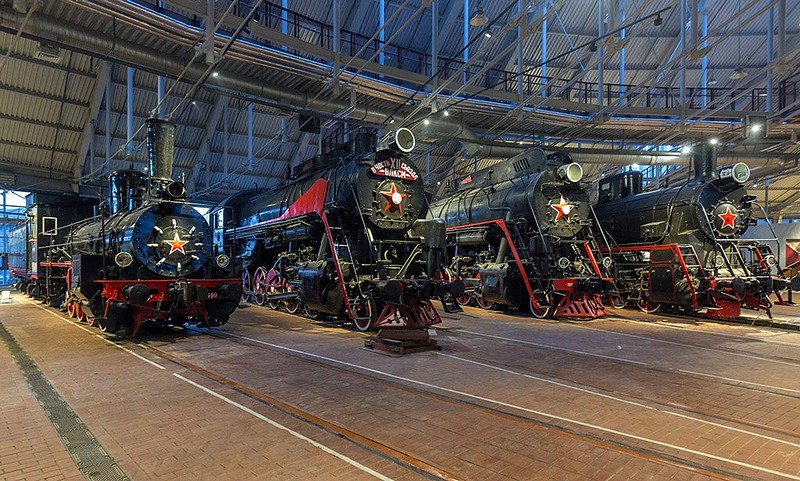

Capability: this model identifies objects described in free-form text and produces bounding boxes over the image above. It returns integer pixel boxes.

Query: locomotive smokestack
[692,142,717,181]
[146,118,176,180]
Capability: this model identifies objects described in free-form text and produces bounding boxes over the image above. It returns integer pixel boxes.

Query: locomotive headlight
[557,163,583,183]
[718,162,750,184]
[602,257,613,268]
[557,257,571,269]
[215,254,231,269]
[764,254,777,266]
[115,252,133,268]
[165,181,187,199]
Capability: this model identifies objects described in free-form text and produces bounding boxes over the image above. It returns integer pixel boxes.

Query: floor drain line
[0,321,129,481]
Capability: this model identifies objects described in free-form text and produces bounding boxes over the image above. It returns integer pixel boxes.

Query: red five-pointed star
[164,232,189,255]
[380,182,407,213]
[718,206,738,230]
[551,196,576,222]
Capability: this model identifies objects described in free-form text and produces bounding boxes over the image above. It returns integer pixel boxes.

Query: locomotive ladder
[326,223,370,323]
[508,221,548,296]
[677,244,705,307]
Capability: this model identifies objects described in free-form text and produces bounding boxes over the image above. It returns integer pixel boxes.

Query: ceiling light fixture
[709,138,719,145]
[730,67,747,80]
[469,4,488,26]
[484,31,492,38]
[423,118,431,125]
[682,145,692,154]
[708,78,717,85]
[653,13,663,26]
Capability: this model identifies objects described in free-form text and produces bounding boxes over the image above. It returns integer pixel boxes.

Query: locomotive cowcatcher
[212,128,462,331]
[11,118,242,335]
[428,149,618,319]
[594,143,800,319]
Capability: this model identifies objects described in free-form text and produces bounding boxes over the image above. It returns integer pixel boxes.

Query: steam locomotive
[211,128,461,331]
[428,149,618,318]
[10,118,241,334]
[594,143,800,318]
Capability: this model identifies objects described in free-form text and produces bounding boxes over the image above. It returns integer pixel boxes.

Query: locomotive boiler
[21,118,242,335]
[212,128,462,331]
[594,143,799,318]
[428,148,618,318]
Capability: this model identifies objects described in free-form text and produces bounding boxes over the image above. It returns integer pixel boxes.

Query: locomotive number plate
[371,158,419,181]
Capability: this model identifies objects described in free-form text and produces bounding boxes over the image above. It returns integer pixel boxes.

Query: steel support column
[431,0,438,83]
[281,0,288,51]
[247,102,254,171]
[463,0,469,83]
[223,102,229,175]
[596,0,604,105]
[779,0,785,59]
[105,65,112,174]
[333,0,340,78]
[619,2,625,105]
[187,94,227,191]
[767,3,774,113]
[701,6,708,107]
[517,0,524,99]
[379,0,385,65]
[679,0,686,108]
[126,66,135,158]
[74,60,110,181]
[541,0,547,97]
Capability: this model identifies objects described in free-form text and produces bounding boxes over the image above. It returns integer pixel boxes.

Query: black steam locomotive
[11,118,241,334]
[594,143,799,318]
[211,128,461,331]
[428,149,618,318]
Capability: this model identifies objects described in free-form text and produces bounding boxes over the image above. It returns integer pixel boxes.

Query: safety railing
[137,0,798,115]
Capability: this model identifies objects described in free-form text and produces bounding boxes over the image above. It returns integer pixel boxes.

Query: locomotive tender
[594,143,799,318]
[11,118,241,334]
[428,148,618,318]
[212,128,461,331]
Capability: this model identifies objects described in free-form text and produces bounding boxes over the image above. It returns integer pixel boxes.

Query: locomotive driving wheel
[530,292,555,319]
[637,295,661,313]
[284,283,300,314]
[241,269,252,304]
[352,297,378,332]
[253,267,269,306]
[475,295,494,310]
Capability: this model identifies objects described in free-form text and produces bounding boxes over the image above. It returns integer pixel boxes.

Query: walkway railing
[140,0,798,115]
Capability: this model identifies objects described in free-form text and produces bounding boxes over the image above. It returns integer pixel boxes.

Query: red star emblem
[551,196,576,222]
[164,233,189,255]
[718,206,738,230]
[380,182,407,213]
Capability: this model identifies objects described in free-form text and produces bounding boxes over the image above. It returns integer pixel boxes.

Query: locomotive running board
[363,329,440,357]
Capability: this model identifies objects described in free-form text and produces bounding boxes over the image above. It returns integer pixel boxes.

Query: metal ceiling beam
[74,60,110,180]
[0,112,82,133]
[0,81,88,107]
[0,164,73,192]
[0,49,94,77]
[186,94,227,191]
[0,139,76,155]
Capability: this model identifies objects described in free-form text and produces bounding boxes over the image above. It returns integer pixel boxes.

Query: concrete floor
[2,292,800,481]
